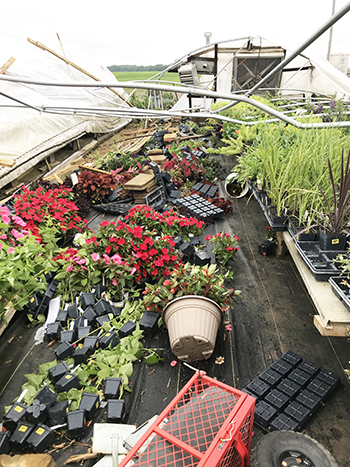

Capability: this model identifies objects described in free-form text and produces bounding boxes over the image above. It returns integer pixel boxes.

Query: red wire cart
[118,371,255,467]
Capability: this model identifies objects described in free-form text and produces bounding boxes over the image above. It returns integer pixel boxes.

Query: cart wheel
[249,431,338,467]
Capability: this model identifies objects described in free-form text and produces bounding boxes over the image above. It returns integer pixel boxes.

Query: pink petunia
[170,360,177,367]
[111,254,122,265]
[66,264,73,272]
[12,216,27,228]
[8,247,15,254]
[225,324,232,332]
[91,253,100,261]
[0,234,6,240]
[11,229,24,240]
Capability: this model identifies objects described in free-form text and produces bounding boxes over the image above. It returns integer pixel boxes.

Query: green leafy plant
[143,263,241,313]
[0,206,57,318]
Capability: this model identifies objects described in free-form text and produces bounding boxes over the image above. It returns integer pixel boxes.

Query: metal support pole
[245,1,350,97]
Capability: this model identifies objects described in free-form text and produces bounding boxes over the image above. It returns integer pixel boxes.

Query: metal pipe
[245,0,350,97]
[1,76,350,129]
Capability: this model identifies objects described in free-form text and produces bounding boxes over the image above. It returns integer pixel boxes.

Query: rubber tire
[249,431,338,467]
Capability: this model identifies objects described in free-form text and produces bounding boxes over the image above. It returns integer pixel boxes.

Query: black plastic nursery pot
[319,229,348,251]
[3,402,27,431]
[107,399,125,423]
[48,400,69,426]
[54,341,74,360]
[10,421,35,451]
[34,385,58,408]
[119,321,136,338]
[56,373,81,392]
[60,329,76,344]
[66,409,86,439]
[80,292,95,309]
[48,361,70,384]
[79,393,100,421]
[26,423,55,453]
[46,322,62,341]
[99,331,119,349]
[140,310,160,336]
[0,431,10,454]
[104,377,122,400]
[25,400,48,424]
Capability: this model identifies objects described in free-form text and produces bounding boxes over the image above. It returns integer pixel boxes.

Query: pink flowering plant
[206,231,240,266]
[0,206,56,317]
[124,205,205,239]
[53,245,134,304]
[143,263,241,314]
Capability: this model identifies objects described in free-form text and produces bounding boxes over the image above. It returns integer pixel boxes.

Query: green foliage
[101,151,148,172]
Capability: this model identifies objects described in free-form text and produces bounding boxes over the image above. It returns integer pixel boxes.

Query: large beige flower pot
[163,295,222,363]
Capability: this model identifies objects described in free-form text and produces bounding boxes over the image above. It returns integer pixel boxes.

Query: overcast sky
[1,0,349,67]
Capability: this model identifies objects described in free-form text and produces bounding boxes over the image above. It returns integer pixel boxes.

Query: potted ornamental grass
[143,263,241,362]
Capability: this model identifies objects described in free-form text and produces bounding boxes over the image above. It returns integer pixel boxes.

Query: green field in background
[113,71,180,83]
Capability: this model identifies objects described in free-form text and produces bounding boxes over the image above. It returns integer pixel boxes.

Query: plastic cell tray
[295,241,346,281]
[329,276,350,312]
[244,350,340,433]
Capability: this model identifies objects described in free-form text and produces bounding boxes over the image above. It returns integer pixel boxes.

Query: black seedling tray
[244,350,340,433]
[295,241,346,281]
[249,182,287,231]
[329,276,350,312]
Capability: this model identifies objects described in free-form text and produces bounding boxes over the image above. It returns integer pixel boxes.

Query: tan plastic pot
[163,295,223,363]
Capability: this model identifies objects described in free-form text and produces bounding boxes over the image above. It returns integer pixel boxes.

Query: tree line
[108,64,168,72]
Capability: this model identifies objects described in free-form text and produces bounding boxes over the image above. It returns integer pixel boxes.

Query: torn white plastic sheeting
[92,423,136,454]
[0,33,131,188]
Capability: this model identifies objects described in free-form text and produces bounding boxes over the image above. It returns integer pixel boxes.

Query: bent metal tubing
[1,77,350,129]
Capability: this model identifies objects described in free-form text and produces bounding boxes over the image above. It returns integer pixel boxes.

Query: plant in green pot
[142,263,241,362]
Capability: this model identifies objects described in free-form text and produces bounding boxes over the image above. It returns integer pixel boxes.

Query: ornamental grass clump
[206,232,240,266]
[142,263,241,314]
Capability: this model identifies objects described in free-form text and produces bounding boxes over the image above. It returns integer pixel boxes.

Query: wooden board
[313,315,350,337]
[124,173,155,190]
[283,231,350,337]
[0,307,16,337]
[148,155,166,163]
[0,158,15,167]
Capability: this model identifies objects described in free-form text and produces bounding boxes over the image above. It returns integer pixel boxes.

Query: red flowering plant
[143,263,241,314]
[206,231,240,266]
[161,153,204,186]
[83,220,183,283]
[125,205,204,239]
[14,186,86,243]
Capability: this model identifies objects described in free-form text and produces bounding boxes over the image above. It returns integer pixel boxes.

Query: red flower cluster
[125,205,204,238]
[14,187,85,241]
[85,219,182,282]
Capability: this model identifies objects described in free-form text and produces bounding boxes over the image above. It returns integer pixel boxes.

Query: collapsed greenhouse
[0,9,350,467]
